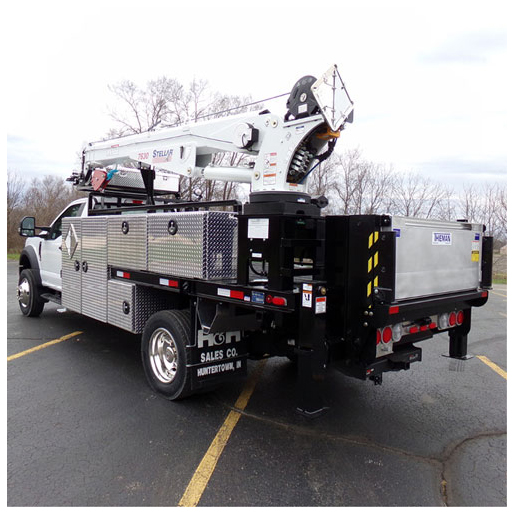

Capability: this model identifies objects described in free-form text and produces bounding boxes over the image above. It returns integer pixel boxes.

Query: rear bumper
[373,289,489,327]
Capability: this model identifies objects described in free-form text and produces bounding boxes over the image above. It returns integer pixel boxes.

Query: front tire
[141,310,193,400]
[17,269,45,317]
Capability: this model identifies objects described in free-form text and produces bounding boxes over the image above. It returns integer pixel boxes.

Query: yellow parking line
[476,355,507,380]
[178,360,266,507]
[7,331,83,361]
[490,290,507,298]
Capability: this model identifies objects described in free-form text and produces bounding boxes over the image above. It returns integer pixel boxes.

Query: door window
[48,202,85,240]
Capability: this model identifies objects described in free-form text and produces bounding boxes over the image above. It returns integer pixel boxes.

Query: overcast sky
[4,0,508,190]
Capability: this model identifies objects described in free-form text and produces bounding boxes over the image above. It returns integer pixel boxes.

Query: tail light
[456,310,464,325]
[382,326,393,344]
[376,326,394,358]
[448,312,457,327]
[265,295,287,306]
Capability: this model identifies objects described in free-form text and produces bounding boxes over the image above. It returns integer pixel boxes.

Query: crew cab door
[39,200,86,291]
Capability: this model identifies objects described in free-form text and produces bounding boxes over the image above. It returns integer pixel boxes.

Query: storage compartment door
[61,218,82,312]
[81,217,108,322]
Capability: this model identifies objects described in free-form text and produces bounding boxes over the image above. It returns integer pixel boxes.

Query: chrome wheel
[17,277,31,309]
[149,328,179,384]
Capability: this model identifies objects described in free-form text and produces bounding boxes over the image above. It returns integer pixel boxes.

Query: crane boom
[76,65,353,196]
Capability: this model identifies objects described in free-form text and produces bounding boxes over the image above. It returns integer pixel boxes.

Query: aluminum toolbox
[107,215,147,271]
[382,216,483,300]
[107,279,173,333]
[147,211,238,279]
[106,168,179,194]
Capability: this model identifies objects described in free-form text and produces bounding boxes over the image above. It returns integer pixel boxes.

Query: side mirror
[19,216,36,237]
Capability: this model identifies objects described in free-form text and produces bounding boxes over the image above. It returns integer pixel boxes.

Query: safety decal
[263,173,276,185]
[315,297,327,314]
[302,283,312,308]
[264,152,277,171]
[367,231,379,299]
[248,218,269,240]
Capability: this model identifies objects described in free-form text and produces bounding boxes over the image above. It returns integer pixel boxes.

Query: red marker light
[409,326,419,334]
[456,310,464,325]
[449,312,457,327]
[389,306,399,315]
[429,322,437,330]
[271,296,287,306]
[230,290,245,300]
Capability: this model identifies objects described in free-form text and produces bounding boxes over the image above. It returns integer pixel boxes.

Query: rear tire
[17,269,45,317]
[141,310,193,400]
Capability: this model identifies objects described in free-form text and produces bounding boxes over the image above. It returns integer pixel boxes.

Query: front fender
[19,246,42,286]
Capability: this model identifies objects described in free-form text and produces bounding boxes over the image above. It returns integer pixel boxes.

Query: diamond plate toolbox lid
[147,211,238,280]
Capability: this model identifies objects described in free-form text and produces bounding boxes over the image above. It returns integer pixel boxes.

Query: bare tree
[318,149,397,215]
[457,182,506,243]
[107,76,258,203]
[7,170,26,251]
[108,77,184,135]
[391,172,449,218]
[496,183,507,242]
[459,184,481,223]
[23,175,85,227]
[330,148,365,214]
[307,159,335,199]
[7,173,85,252]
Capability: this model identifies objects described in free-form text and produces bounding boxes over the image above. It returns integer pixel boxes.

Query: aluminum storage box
[107,215,147,270]
[107,168,179,194]
[147,211,238,280]
[383,216,483,300]
[107,279,173,333]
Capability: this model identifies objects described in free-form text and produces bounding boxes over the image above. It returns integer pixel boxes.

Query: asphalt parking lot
[6,260,507,506]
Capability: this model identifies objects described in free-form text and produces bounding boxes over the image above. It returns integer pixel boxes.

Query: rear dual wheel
[141,310,193,400]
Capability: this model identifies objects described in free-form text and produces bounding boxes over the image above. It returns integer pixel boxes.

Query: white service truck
[17,65,493,416]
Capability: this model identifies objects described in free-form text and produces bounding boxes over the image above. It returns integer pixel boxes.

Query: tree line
[7,75,506,252]
[307,148,507,244]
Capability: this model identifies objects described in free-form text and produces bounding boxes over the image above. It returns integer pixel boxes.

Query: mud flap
[188,321,248,391]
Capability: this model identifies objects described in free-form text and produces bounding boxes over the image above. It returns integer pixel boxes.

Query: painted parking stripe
[7,331,83,362]
[178,360,266,507]
[476,355,507,380]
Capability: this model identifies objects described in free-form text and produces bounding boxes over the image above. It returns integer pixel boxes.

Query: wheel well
[19,253,31,273]
[18,248,42,287]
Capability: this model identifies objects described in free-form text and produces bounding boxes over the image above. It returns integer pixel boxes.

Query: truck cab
[18,198,89,297]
